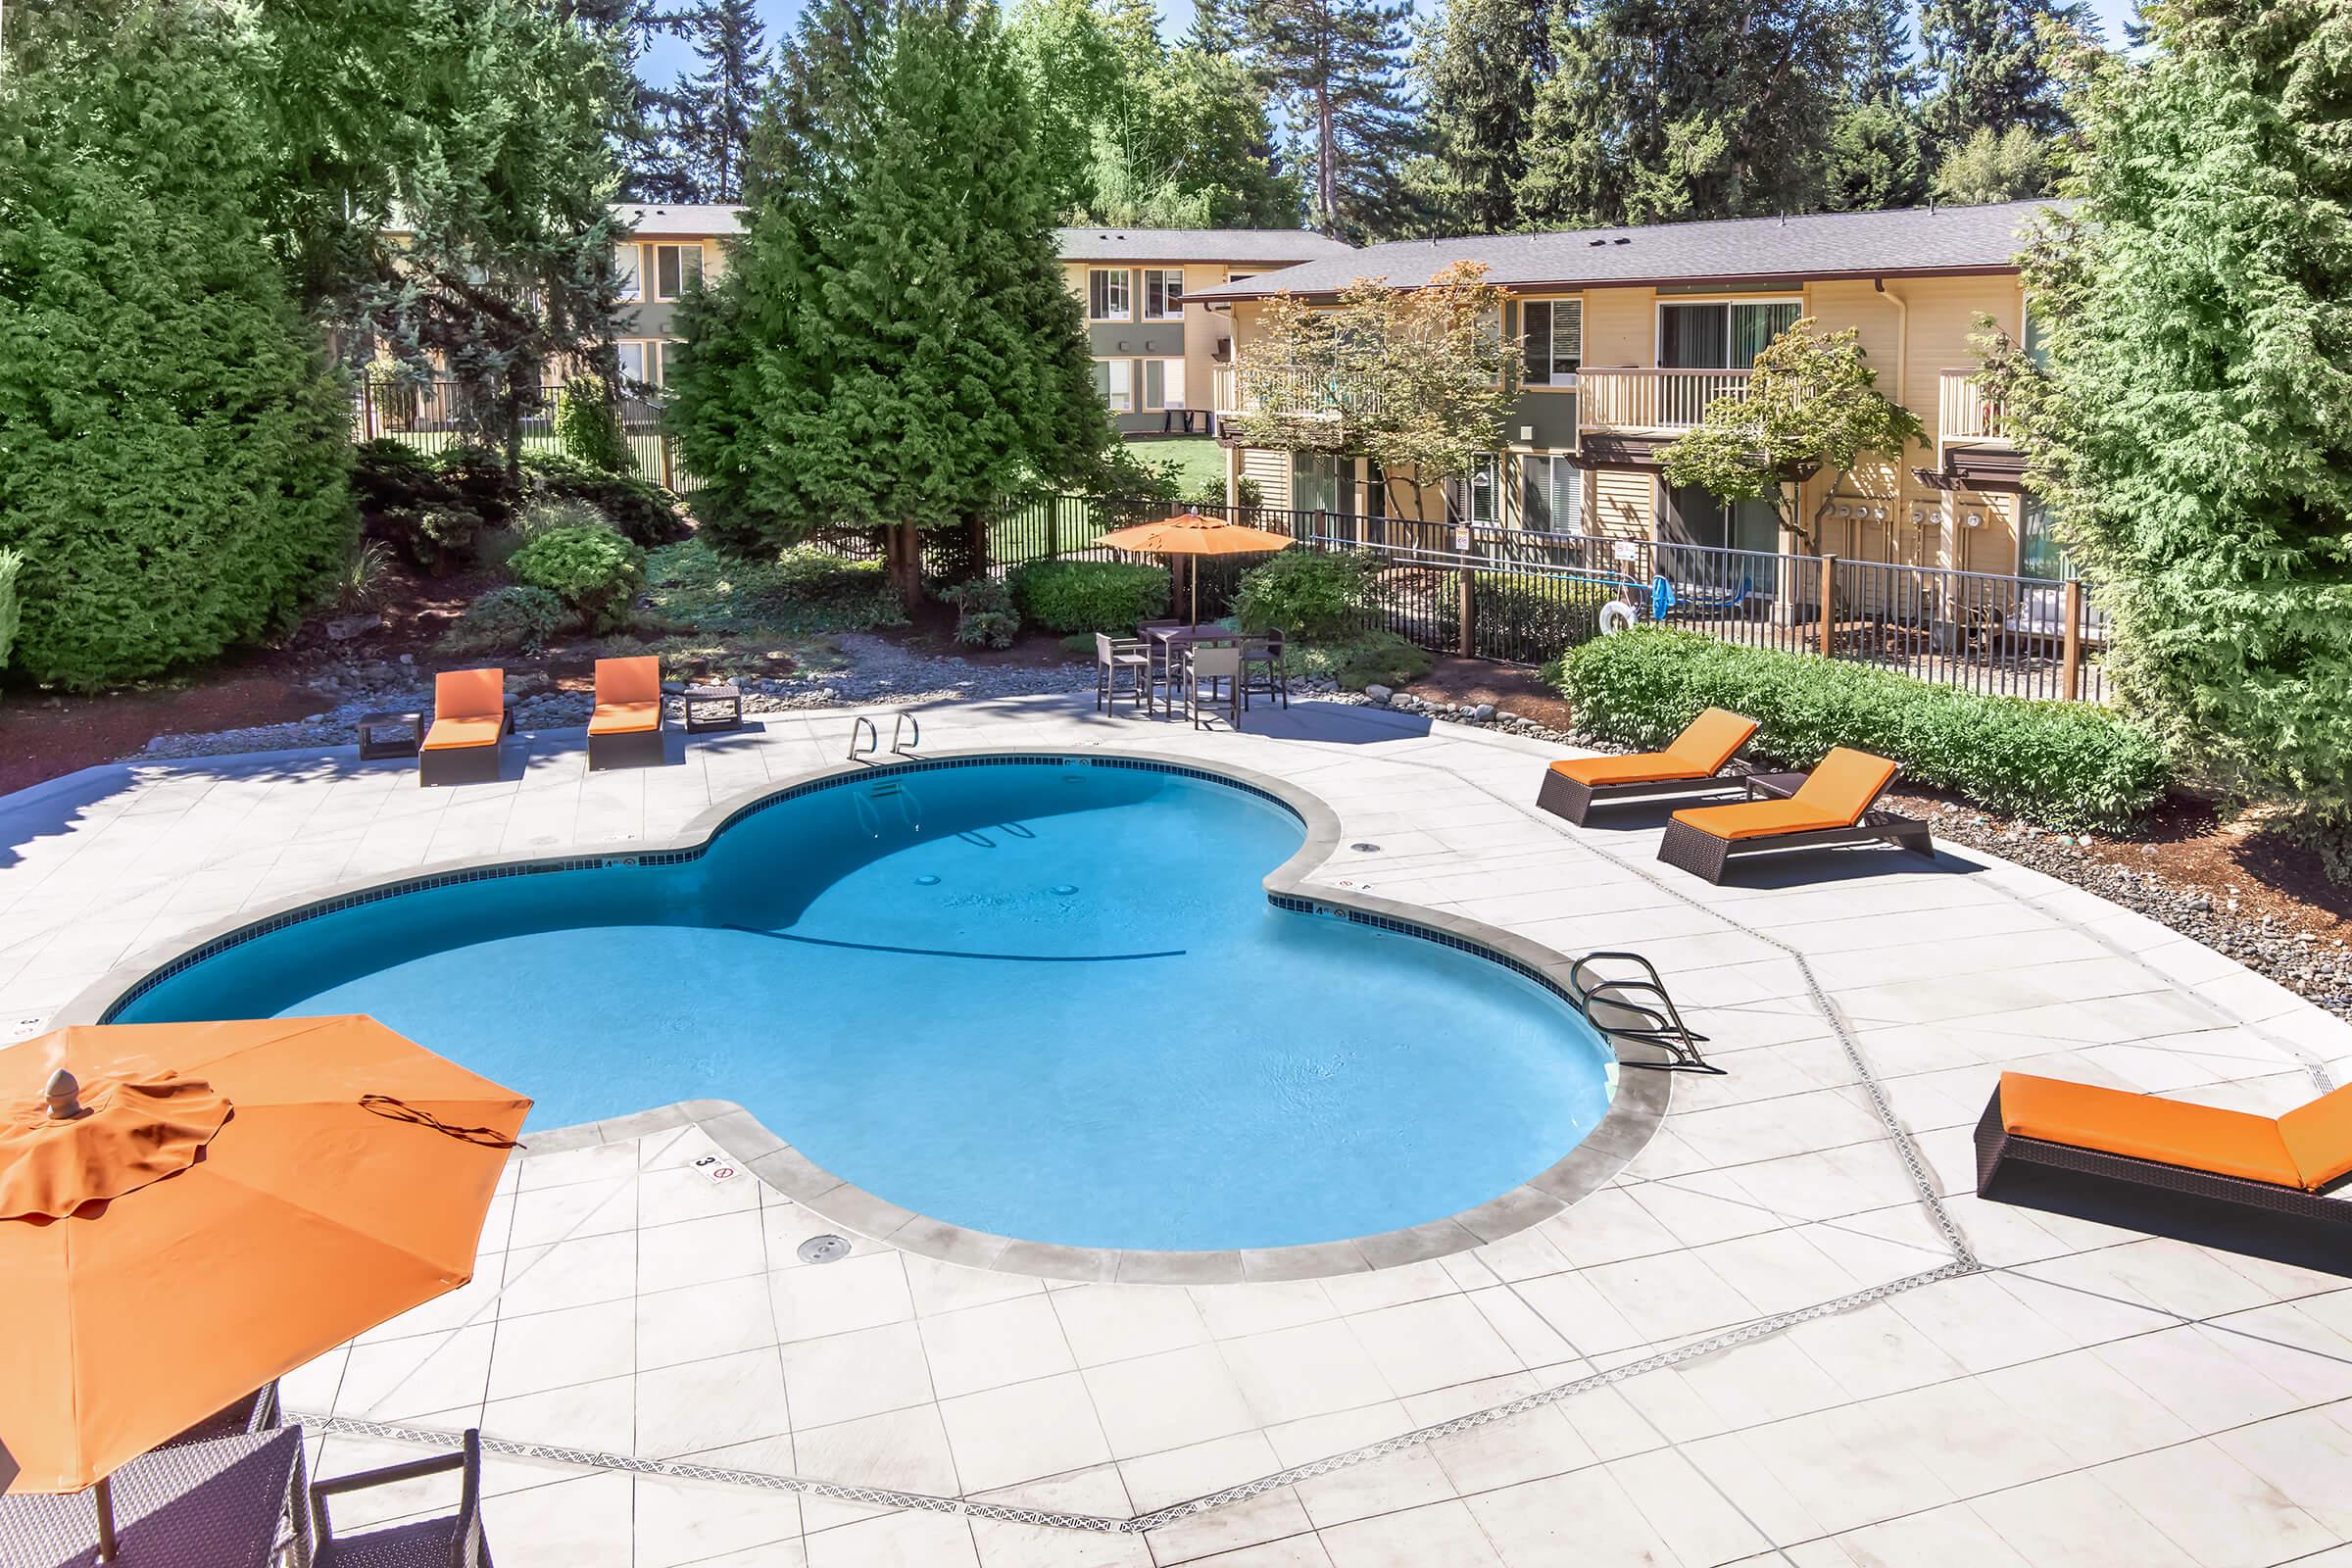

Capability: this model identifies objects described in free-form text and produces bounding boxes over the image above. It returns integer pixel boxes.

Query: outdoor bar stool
[1138,620,1186,710]
[1186,643,1244,730]
[1241,629,1289,710]
[1094,633,1152,715]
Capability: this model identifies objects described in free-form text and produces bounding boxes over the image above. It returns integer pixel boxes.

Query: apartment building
[610,203,747,390]
[1194,202,2058,579]
[1057,228,1354,437]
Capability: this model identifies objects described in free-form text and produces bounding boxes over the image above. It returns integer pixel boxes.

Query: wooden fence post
[2062,579,2084,701]
[1818,553,1838,658]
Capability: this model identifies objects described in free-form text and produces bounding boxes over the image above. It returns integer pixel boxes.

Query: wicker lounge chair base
[588,726,665,771]
[1536,767,1746,827]
[417,717,511,788]
[1975,1092,2352,1277]
[1657,812,1934,883]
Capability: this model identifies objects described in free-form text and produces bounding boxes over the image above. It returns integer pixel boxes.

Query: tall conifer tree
[1411,0,1549,233]
[1919,0,2092,151]
[1228,0,1419,238]
[669,0,771,201]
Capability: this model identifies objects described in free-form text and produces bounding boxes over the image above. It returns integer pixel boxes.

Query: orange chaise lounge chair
[1978,1071,2352,1270]
[1654,745,1932,883]
[588,655,666,771]
[1537,708,1760,825]
[418,666,513,786]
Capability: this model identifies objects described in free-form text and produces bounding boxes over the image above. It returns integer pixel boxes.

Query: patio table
[1140,625,1243,717]
[0,1427,310,1568]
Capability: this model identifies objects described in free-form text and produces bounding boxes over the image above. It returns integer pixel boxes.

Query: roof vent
[1613,236,1631,245]
[1588,238,1606,247]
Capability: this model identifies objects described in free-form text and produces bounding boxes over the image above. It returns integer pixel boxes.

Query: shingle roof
[617,203,749,236]
[1056,227,1355,264]
[1186,201,2054,300]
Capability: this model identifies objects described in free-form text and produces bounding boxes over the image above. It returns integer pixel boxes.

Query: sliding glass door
[1657,301,1801,369]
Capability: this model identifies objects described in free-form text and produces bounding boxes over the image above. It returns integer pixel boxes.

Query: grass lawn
[1127,435,1224,497]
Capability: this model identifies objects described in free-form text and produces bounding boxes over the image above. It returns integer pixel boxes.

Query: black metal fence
[966,495,2109,702]
[353,380,699,493]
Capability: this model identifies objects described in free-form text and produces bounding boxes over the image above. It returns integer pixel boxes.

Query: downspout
[1874,277,1917,565]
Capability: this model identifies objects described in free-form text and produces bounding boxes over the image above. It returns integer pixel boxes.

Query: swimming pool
[116,757,1619,1252]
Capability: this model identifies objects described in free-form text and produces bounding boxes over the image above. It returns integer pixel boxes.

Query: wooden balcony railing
[1210,364,1381,421]
[1938,368,2011,448]
[1578,368,1750,431]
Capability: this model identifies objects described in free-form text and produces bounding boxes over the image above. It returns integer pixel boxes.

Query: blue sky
[641,0,2141,95]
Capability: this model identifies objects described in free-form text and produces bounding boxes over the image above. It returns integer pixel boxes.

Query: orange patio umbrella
[1095,511,1295,628]
[0,1015,528,1558]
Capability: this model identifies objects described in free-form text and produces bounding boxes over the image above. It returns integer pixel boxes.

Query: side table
[682,683,744,734]
[355,710,423,760]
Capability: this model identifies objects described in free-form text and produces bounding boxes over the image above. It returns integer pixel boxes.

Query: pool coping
[59,746,1671,1284]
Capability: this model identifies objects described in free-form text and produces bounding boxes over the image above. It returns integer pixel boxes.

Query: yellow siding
[1242,447,1291,509]
[1582,288,1654,369]
[1592,469,1652,539]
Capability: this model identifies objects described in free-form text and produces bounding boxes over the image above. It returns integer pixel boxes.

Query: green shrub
[1235,550,1376,638]
[1547,627,2171,830]
[522,453,685,546]
[1007,559,1170,633]
[516,497,613,538]
[554,374,632,473]
[0,548,23,676]
[641,539,904,637]
[441,584,573,656]
[435,444,514,525]
[941,577,1019,648]
[1473,575,1619,659]
[510,526,648,632]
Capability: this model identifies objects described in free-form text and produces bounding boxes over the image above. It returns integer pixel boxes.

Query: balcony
[1210,365,1383,423]
[1578,368,1750,432]
[1937,368,2012,452]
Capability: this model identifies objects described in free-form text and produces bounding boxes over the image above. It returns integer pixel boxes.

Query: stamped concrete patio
[3,695,2348,1567]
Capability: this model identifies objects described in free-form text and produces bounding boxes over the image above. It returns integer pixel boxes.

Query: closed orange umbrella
[0,1016,527,1553]
[1095,512,1295,627]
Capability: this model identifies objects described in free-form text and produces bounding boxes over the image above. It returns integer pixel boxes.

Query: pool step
[1566,951,1723,1074]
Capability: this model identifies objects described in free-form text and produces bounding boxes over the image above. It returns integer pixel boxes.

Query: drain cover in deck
[798,1235,853,1264]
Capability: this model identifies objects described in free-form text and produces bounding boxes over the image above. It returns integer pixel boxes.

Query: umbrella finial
[44,1068,87,1120]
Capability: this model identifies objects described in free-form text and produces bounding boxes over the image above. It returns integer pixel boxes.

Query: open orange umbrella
[1095,511,1295,627]
[0,1016,528,1557]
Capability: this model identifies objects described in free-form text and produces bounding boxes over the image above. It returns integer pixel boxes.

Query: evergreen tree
[1823,98,1927,211]
[1516,0,1859,227]
[1411,0,1549,233]
[670,0,772,201]
[1849,0,1921,103]
[666,0,1110,603]
[1932,123,2050,203]
[1919,0,2092,151]
[0,0,353,688]
[1228,0,1420,238]
[1975,0,2352,865]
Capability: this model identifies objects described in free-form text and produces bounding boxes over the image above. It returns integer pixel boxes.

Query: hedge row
[1547,627,2171,831]
[1007,559,1169,633]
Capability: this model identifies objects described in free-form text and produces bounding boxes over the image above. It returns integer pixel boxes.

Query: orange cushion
[596,656,662,707]
[1670,798,1852,841]
[1790,747,1899,823]
[434,667,505,722]
[1662,708,1759,774]
[589,700,661,736]
[1550,755,1709,787]
[422,714,504,751]
[1998,1072,2304,1188]
[2278,1082,2352,1191]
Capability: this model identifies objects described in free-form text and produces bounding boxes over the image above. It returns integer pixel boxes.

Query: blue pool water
[119,759,1615,1251]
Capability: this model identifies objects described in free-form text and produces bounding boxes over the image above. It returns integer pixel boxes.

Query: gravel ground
[122,648,2352,1024]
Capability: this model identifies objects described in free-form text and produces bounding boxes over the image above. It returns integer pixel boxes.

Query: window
[1088,269,1132,320]
[646,243,705,302]
[1447,454,1498,525]
[1665,484,1779,553]
[1226,270,1258,284]
[1520,454,1582,532]
[1143,359,1186,410]
[1658,300,1800,368]
[2019,497,2071,580]
[655,340,679,386]
[1092,359,1133,412]
[1292,452,1345,514]
[614,341,650,383]
[615,245,642,303]
[1522,301,1582,385]
[1142,270,1185,320]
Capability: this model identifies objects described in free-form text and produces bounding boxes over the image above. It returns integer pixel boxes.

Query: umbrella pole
[1190,558,1200,630]
[95,1476,118,1562]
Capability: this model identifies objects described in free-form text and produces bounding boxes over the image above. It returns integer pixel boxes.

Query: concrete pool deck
[3,695,2349,1567]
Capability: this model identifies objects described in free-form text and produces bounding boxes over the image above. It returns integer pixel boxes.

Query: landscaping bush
[553,374,632,473]
[509,526,648,633]
[1473,574,1619,658]
[941,577,1019,649]
[352,440,482,571]
[640,539,904,638]
[1546,627,2171,830]
[0,548,23,677]
[435,444,514,526]
[1007,559,1170,633]
[522,453,686,547]
[1235,550,1376,638]
[1287,629,1433,691]
[440,584,573,656]
[515,497,613,538]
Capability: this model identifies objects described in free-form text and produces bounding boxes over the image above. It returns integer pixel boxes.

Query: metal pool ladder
[1567,951,1722,1074]
[847,710,921,761]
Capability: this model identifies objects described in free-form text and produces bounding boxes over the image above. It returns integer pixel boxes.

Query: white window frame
[1653,295,1804,368]
[614,340,652,384]
[1521,300,1583,386]
[1449,453,1499,525]
[615,245,642,303]
[649,243,705,302]
[1518,451,1583,533]
[1142,270,1186,321]
[1143,359,1186,411]
[1088,269,1133,321]
[1094,358,1134,412]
